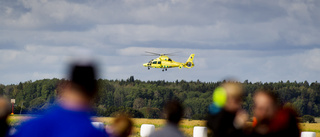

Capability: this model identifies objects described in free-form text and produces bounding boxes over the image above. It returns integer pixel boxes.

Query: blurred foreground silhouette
[207,82,301,137]
[14,61,108,137]
[207,81,248,137]
[150,100,185,137]
[250,89,300,137]
[107,114,133,137]
[0,97,11,137]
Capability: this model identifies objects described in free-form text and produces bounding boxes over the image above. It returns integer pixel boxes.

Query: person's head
[111,115,133,137]
[164,100,184,125]
[253,90,280,125]
[69,63,97,97]
[57,63,98,110]
[0,97,10,120]
[222,82,244,112]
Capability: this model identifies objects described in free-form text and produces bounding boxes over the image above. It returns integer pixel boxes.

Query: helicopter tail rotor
[183,54,195,68]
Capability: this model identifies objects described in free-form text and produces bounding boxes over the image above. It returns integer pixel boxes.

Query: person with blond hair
[207,81,249,137]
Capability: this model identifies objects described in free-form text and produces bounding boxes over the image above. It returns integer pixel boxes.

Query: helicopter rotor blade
[163,51,180,56]
[144,51,180,56]
[141,54,159,56]
[145,51,161,56]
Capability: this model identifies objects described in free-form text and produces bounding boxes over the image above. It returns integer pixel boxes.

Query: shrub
[191,114,205,120]
[302,115,316,123]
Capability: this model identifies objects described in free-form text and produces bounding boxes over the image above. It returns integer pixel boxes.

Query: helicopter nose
[143,63,148,67]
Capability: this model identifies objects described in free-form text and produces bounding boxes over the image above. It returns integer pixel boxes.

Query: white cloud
[0,0,319,84]
[302,48,320,72]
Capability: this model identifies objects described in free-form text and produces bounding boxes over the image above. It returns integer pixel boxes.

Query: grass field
[8,116,320,137]
[93,117,206,137]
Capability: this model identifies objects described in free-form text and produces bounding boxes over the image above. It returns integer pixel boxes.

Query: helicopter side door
[162,58,176,68]
[151,61,162,68]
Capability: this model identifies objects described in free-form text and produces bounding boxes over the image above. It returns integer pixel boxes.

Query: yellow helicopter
[143,52,195,71]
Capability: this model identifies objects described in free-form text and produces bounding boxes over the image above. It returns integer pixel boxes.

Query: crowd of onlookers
[206,82,300,137]
[0,62,301,137]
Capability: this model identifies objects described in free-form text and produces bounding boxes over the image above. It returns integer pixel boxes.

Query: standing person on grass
[14,61,108,137]
[149,100,185,137]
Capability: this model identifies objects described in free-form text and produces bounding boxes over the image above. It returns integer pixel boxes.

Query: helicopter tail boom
[183,54,195,68]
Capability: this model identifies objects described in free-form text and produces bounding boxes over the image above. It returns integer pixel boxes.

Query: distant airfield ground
[8,116,320,137]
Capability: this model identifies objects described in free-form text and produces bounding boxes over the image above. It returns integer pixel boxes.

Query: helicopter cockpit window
[152,61,157,64]
[168,58,172,61]
[158,61,161,64]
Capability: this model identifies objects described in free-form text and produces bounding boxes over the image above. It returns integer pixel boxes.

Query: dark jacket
[249,108,300,137]
[206,109,245,137]
[0,119,10,137]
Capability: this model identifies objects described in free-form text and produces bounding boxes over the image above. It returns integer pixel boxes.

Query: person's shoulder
[90,129,109,137]
[14,116,48,137]
[150,126,184,137]
[149,130,162,137]
[22,115,48,127]
[149,128,168,137]
[150,131,184,137]
[14,107,62,137]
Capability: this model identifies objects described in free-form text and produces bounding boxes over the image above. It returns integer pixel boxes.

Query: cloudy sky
[0,0,319,85]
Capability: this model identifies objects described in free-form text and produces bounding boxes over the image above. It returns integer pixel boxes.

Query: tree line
[0,77,319,119]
